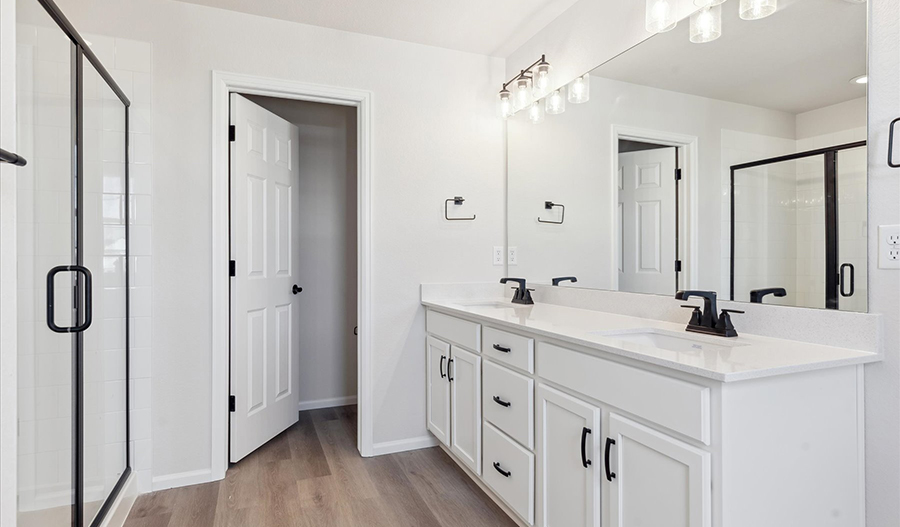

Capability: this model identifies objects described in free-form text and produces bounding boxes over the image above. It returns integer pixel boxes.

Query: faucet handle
[680,305,702,326]
[717,309,743,336]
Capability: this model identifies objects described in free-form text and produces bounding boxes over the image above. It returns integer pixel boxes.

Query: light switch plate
[879,225,900,269]
[508,247,518,266]
[492,246,504,266]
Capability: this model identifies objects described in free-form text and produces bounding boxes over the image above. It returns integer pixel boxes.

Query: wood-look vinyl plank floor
[125,405,517,527]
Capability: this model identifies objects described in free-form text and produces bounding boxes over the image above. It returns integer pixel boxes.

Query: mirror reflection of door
[617,142,677,296]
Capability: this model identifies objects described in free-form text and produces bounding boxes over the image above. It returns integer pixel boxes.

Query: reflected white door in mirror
[422,294,873,527]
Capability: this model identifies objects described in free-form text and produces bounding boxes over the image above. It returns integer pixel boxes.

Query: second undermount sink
[593,328,748,354]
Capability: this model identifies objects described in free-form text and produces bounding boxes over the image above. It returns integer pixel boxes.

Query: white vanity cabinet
[423,306,866,527]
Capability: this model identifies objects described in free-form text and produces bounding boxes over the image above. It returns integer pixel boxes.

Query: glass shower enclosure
[730,141,868,312]
[15,0,132,525]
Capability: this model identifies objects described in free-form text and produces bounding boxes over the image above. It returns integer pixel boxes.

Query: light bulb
[528,101,545,124]
[514,77,532,110]
[546,87,566,115]
[532,60,552,98]
[740,0,777,20]
[690,5,722,43]
[646,0,677,33]
[498,89,514,119]
[568,75,590,104]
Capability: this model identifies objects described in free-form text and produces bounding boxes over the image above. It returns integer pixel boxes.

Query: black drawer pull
[605,438,616,481]
[492,395,511,408]
[439,355,446,379]
[493,462,511,478]
[889,117,900,168]
[447,358,454,382]
[581,427,592,468]
[492,344,511,353]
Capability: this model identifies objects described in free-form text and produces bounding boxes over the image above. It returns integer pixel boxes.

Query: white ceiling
[174,0,580,57]
[593,0,867,115]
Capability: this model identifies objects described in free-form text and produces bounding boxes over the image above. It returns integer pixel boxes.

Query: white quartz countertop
[422,297,881,382]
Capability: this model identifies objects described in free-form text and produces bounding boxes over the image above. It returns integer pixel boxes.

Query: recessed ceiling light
[850,75,867,85]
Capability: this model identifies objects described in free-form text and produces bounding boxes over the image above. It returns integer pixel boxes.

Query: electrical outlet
[879,225,900,269]
[492,246,504,266]
[508,247,518,266]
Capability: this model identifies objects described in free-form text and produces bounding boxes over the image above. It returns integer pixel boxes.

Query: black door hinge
[675,259,683,272]
[229,260,236,277]
[229,395,235,412]
[675,168,683,181]
[229,125,236,142]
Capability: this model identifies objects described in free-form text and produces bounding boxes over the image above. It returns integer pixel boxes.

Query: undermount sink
[593,328,748,354]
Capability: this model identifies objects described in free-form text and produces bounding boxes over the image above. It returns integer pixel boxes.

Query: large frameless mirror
[507,0,868,311]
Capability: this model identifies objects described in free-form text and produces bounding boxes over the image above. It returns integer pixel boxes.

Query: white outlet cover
[879,225,900,269]
[508,246,518,265]
[492,246,504,266]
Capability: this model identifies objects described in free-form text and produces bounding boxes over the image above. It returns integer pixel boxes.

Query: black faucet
[500,278,534,305]
[552,276,578,286]
[675,290,743,338]
[750,288,787,303]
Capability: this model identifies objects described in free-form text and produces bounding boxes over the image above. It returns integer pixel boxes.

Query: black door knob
[292,285,302,294]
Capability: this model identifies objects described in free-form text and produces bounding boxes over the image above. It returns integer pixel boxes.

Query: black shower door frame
[33,1,133,526]
[729,140,866,309]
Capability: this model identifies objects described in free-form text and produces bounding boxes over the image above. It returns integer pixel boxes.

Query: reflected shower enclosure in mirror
[507,0,868,312]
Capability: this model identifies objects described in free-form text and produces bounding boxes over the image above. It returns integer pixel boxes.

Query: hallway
[124,406,517,527]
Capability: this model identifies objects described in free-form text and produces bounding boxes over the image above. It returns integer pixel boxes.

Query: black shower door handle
[46,265,92,333]
[889,117,900,168]
[840,263,855,297]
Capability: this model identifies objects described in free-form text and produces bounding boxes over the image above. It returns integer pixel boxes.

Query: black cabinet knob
[292,285,303,294]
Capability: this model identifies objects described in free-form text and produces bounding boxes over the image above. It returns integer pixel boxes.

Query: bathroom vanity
[422,290,878,527]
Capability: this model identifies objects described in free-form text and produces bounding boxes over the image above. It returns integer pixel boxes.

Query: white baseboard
[97,472,137,527]
[151,468,213,492]
[298,395,357,411]
[371,434,438,456]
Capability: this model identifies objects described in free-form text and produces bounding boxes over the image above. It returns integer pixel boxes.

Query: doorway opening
[611,126,699,295]
[211,72,374,479]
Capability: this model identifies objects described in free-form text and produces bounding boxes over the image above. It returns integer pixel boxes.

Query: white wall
[50,0,506,485]
[246,95,358,408]
[506,0,900,524]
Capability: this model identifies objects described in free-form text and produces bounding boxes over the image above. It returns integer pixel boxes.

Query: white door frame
[211,71,374,480]
[610,125,699,291]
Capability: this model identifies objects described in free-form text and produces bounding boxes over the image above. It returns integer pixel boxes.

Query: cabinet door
[426,336,451,447]
[536,384,601,527]
[450,345,482,475]
[608,413,711,527]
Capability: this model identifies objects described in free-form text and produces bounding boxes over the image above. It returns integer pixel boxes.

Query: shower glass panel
[731,142,867,312]
[81,59,129,526]
[16,1,132,526]
[15,6,75,527]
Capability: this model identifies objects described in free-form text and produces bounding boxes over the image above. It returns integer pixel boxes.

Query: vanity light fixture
[497,55,555,117]
[690,5,722,43]
[568,74,590,104]
[740,0,777,20]
[528,101,546,124]
[546,86,566,114]
[646,0,678,33]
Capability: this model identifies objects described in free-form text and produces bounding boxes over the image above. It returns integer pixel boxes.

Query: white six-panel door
[536,384,601,527]
[618,147,677,295]
[230,94,302,463]
[426,336,451,447]
[608,413,711,527]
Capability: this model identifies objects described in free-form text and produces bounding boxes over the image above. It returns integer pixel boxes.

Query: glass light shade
[693,0,726,6]
[532,61,552,98]
[646,0,677,33]
[528,101,545,124]
[740,0,777,20]
[498,89,515,119]
[568,75,590,104]
[546,87,566,115]
[514,77,533,110]
[690,5,722,43]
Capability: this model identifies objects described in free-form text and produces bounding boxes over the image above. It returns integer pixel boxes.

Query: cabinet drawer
[482,326,534,373]
[426,310,481,351]
[483,422,535,526]
[483,360,534,450]
[538,342,711,444]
